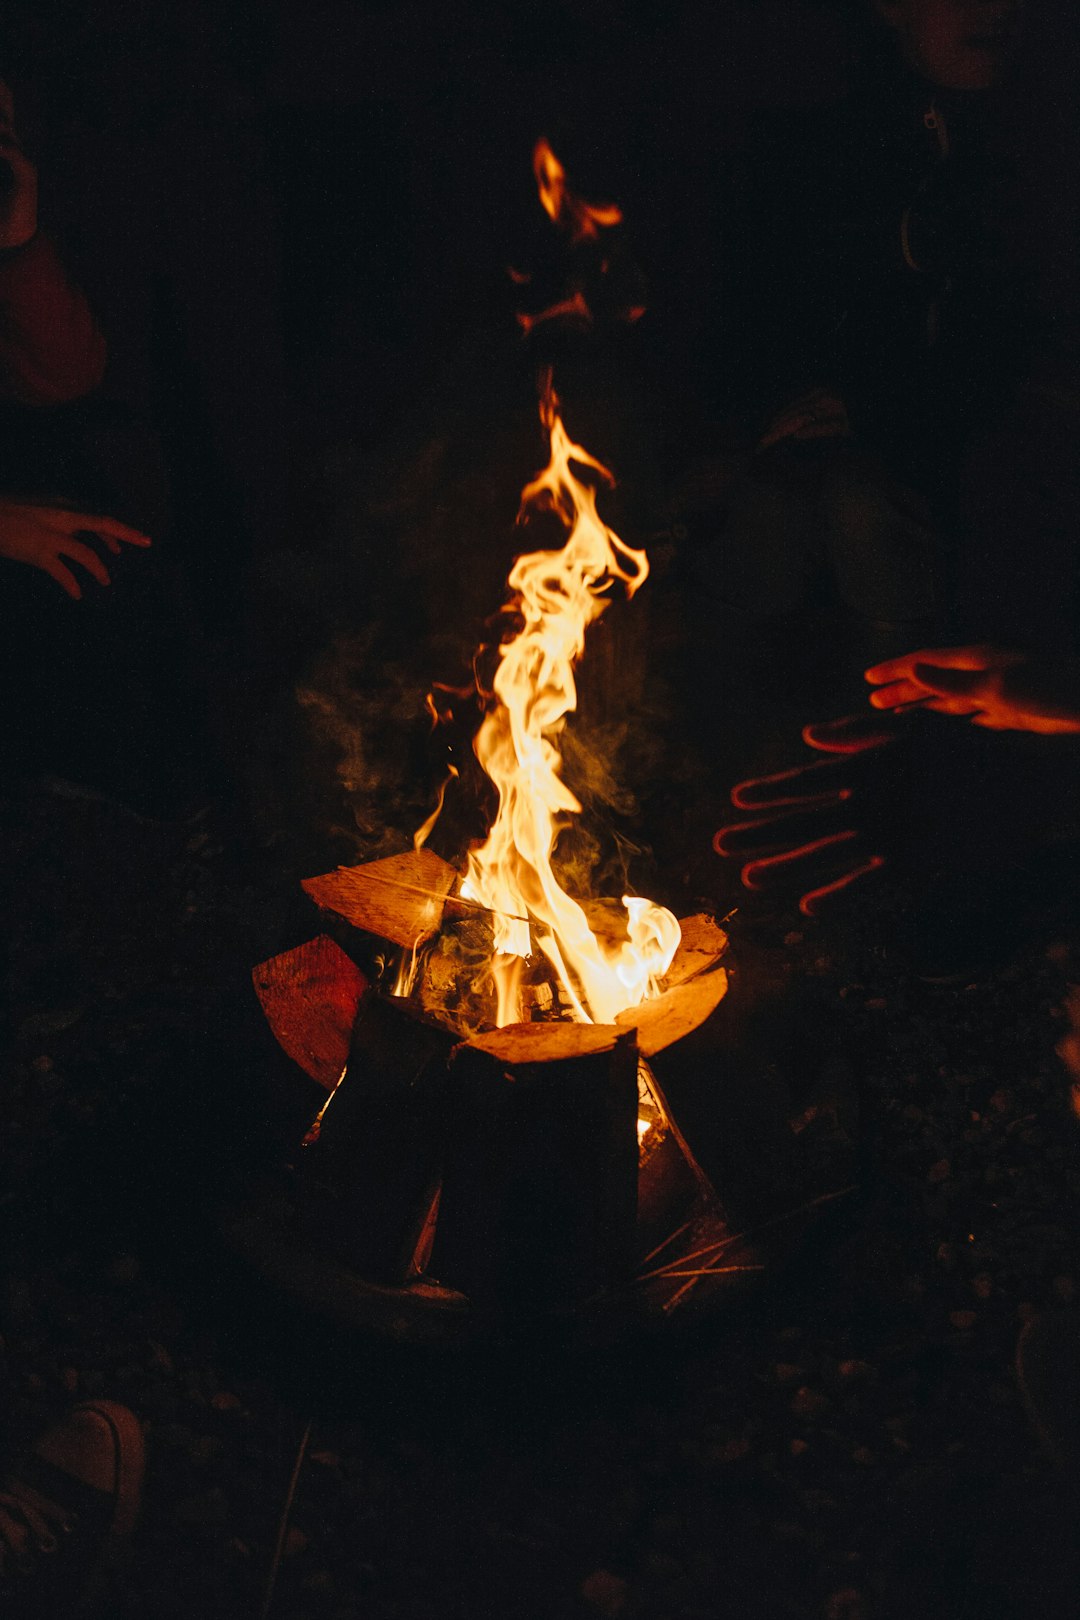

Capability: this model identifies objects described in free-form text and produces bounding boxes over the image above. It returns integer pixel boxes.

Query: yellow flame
[533,139,623,243]
[464,381,680,1026]
[413,764,459,851]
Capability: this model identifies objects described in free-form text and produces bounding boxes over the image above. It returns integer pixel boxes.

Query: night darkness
[3,3,1080,1618]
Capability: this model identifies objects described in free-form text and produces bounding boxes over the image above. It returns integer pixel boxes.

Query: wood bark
[431,1023,640,1307]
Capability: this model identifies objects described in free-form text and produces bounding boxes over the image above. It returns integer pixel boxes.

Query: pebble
[791,1387,830,1419]
[580,1569,629,1617]
[824,1590,867,1620]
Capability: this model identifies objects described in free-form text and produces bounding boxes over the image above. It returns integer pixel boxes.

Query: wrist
[0,225,39,260]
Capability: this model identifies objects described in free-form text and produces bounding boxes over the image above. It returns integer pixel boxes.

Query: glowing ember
[459,379,680,1027]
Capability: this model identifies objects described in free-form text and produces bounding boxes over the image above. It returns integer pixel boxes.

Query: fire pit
[224,159,848,1344]
[223,370,768,1344]
[229,882,739,1349]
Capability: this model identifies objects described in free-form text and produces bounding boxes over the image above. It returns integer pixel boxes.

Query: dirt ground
[2,777,1080,1620]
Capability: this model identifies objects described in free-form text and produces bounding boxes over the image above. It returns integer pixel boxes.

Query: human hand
[758,388,851,451]
[0,83,37,251]
[713,713,900,916]
[0,499,151,599]
[866,646,1080,736]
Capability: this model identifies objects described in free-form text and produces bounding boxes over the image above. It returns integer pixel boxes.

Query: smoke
[293,629,441,863]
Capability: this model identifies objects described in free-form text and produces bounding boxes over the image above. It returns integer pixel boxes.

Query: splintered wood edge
[662,914,729,989]
[301,848,459,948]
[617,966,729,1057]
[460,1022,635,1064]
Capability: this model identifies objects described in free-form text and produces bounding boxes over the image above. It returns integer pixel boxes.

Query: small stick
[647,1263,766,1280]
[638,1218,695,1269]
[636,1185,858,1281]
[259,1417,313,1620]
[662,1277,700,1314]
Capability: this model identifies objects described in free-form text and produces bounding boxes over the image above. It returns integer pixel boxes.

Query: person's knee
[826,472,946,625]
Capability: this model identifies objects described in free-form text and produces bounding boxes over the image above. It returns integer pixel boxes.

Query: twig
[662,1277,700,1314]
[636,1185,858,1282]
[649,1264,766,1280]
[638,1218,694,1269]
[258,1417,313,1620]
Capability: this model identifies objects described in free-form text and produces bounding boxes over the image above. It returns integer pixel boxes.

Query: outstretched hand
[759,388,851,451]
[0,499,152,599]
[866,645,1080,735]
[714,712,901,916]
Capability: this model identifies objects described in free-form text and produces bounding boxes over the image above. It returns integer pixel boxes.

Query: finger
[758,421,801,450]
[730,756,852,809]
[741,828,861,889]
[44,509,152,547]
[800,855,887,918]
[715,801,850,857]
[865,644,1012,684]
[911,663,988,698]
[792,411,849,440]
[44,558,82,600]
[59,537,111,589]
[868,679,927,708]
[802,713,901,752]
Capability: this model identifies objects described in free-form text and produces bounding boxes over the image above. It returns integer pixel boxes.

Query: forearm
[0,231,106,405]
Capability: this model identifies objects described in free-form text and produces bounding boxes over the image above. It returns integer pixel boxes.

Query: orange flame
[533,138,623,244]
[461,380,680,1026]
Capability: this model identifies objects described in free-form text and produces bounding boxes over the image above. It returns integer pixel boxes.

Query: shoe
[0,1400,145,1618]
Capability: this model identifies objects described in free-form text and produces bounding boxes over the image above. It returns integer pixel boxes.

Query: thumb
[912,662,987,698]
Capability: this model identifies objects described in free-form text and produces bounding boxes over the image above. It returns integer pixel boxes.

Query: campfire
[234,147,766,1343]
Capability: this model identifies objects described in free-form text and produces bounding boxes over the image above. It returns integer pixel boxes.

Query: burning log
[431,1023,640,1308]
[301,847,458,949]
[296,993,455,1285]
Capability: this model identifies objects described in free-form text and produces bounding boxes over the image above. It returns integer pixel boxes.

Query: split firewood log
[252,935,368,1090]
[301,847,459,948]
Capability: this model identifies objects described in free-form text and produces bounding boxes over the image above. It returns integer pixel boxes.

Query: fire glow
[532,137,623,243]
[455,379,681,1028]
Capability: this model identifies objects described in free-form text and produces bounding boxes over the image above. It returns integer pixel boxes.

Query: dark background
[1,8,1080,1620]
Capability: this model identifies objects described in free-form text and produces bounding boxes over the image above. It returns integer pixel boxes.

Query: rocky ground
[2,778,1080,1620]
